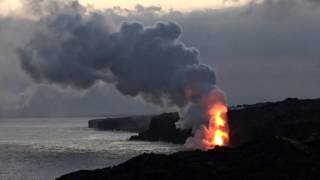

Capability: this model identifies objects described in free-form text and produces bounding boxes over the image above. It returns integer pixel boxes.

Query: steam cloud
[18,2,218,108]
[17,2,227,149]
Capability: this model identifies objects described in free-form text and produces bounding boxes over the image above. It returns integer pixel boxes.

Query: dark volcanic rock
[130,112,192,144]
[57,98,320,180]
[229,98,320,147]
[57,136,320,180]
[130,98,320,146]
[88,115,152,132]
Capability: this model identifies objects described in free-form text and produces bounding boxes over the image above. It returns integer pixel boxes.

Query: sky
[0,0,319,117]
[0,0,249,14]
[79,0,248,11]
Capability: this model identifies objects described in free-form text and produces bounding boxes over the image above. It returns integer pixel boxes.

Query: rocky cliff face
[130,98,320,147]
[129,112,191,144]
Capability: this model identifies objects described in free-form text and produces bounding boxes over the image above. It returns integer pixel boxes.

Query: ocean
[0,117,183,180]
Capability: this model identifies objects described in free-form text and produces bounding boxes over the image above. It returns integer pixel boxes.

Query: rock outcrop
[129,112,191,144]
[88,115,152,133]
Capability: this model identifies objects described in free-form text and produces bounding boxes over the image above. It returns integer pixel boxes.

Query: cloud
[0,0,320,116]
[108,0,320,105]
[18,2,217,108]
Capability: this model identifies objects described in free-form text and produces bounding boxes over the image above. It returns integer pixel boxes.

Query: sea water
[0,117,183,180]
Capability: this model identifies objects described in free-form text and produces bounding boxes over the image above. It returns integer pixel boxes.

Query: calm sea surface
[0,117,183,180]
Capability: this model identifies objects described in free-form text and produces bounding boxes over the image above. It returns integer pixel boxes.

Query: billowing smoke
[17,1,228,150]
[18,2,216,107]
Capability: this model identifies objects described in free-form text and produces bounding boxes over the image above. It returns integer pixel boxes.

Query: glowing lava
[205,103,229,148]
[184,87,229,151]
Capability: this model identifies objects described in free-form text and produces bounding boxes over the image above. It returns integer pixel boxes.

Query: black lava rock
[57,136,320,180]
[229,98,320,147]
[57,98,320,180]
[88,115,152,133]
[130,112,192,144]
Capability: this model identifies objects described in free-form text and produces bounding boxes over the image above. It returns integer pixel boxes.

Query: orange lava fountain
[203,103,229,148]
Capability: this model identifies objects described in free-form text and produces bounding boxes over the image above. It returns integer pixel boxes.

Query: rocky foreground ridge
[57,136,320,180]
[57,98,320,180]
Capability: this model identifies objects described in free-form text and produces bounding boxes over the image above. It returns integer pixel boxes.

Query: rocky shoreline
[57,98,320,180]
[130,98,320,147]
[57,136,320,180]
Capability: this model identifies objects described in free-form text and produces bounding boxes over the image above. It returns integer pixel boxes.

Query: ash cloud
[18,2,217,107]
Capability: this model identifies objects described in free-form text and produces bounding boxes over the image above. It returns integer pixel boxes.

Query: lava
[209,103,229,146]
[202,103,229,149]
[184,87,229,151]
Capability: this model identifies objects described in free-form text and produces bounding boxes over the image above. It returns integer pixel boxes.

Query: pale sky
[79,0,248,11]
[0,0,249,15]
